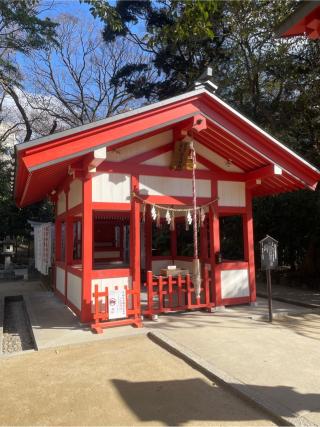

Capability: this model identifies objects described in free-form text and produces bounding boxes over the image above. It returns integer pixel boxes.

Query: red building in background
[277,0,320,39]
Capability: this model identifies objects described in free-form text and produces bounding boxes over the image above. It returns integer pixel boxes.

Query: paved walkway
[257,281,320,308]
[145,310,320,426]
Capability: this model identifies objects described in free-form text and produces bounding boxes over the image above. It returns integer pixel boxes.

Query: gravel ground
[2,298,34,354]
[0,335,275,426]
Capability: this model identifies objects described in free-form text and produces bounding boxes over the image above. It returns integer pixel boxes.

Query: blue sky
[39,0,102,23]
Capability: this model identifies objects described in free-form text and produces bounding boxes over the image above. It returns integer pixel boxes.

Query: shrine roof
[276,0,320,38]
[14,87,320,207]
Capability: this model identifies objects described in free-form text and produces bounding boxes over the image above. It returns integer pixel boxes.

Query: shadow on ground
[112,378,320,426]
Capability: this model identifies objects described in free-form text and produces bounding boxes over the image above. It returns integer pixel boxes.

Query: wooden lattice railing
[142,266,213,317]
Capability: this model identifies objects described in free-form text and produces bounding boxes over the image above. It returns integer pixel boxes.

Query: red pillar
[53,198,59,292]
[81,176,93,323]
[244,187,256,303]
[209,179,222,307]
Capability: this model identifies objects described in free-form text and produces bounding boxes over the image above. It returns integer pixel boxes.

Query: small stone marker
[259,235,278,322]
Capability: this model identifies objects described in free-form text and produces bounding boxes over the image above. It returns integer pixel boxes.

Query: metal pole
[266,268,272,322]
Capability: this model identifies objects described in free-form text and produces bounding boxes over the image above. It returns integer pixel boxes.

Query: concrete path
[0,335,275,426]
[257,281,320,308]
[24,291,145,349]
[145,310,320,426]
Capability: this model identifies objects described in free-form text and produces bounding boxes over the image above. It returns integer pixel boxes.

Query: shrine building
[14,84,320,332]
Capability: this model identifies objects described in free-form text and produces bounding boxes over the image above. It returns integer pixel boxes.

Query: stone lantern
[1,236,15,270]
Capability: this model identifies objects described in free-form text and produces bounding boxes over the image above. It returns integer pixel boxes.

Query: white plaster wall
[107,131,173,162]
[143,151,208,170]
[194,141,244,173]
[94,251,120,259]
[143,151,171,167]
[69,179,82,209]
[57,192,66,215]
[92,173,131,203]
[221,269,249,299]
[139,176,211,198]
[56,266,65,295]
[218,181,246,207]
[151,259,173,275]
[67,272,82,310]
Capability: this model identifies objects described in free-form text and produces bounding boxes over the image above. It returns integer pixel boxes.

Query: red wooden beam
[209,179,221,307]
[81,176,93,323]
[245,164,282,182]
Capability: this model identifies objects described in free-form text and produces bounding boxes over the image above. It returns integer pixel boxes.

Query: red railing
[91,284,142,333]
[142,266,214,317]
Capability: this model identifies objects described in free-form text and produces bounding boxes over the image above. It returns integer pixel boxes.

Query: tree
[84,0,221,100]
[24,13,151,133]
[0,0,57,242]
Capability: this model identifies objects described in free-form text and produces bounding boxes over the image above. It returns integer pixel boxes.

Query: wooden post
[209,179,222,307]
[81,176,93,323]
[266,268,273,322]
[130,175,141,324]
[245,187,256,303]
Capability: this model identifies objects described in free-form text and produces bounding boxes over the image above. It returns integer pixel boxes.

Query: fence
[142,266,213,317]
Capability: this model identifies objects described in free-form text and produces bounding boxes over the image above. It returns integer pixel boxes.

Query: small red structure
[277,0,320,39]
[14,85,320,331]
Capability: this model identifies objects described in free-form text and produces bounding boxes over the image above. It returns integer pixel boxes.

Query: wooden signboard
[108,288,126,319]
[171,140,193,170]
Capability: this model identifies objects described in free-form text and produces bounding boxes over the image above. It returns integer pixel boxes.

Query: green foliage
[86,0,220,99]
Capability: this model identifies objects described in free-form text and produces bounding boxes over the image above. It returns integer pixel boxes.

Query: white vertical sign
[108,288,127,319]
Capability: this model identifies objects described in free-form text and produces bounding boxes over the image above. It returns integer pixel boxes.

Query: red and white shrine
[14,85,320,332]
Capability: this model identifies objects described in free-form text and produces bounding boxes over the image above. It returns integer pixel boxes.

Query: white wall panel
[218,181,246,207]
[67,272,82,310]
[195,141,244,173]
[143,151,171,167]
[69,179,82,209]
[107,131,172,162]
[57,192,66,215]
[143,151,208,170]
[221,269,249,299]
[139,176,211,198]
[56,266,65,295]
[92,173,131,203]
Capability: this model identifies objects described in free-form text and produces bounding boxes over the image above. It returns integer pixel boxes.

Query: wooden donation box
[160,266,189,277]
